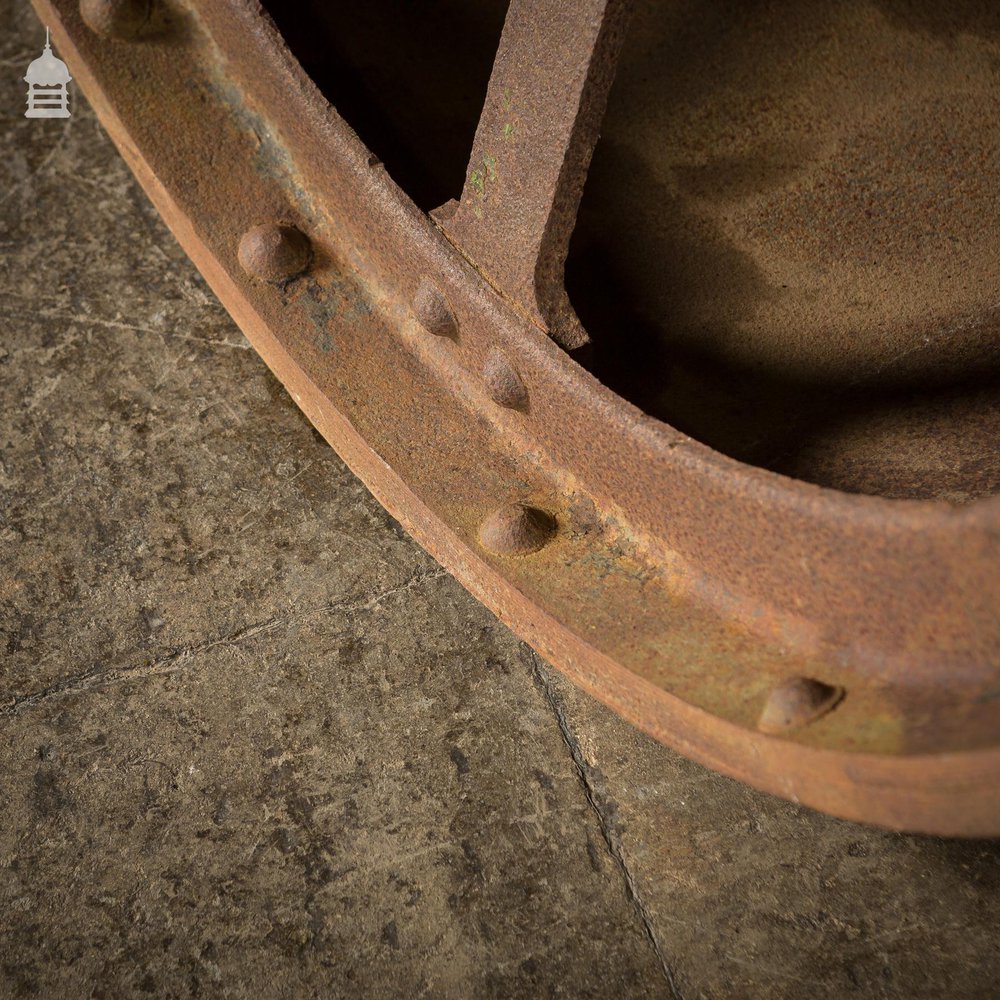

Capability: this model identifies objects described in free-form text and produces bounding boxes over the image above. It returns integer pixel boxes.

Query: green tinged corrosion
[469,152,500,220]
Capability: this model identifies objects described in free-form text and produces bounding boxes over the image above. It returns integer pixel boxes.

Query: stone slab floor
[1,4,998,997]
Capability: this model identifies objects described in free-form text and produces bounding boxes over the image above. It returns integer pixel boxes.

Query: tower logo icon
[24,28,72,119]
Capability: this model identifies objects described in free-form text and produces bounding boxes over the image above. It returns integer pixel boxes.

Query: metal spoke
[434,0,633,350]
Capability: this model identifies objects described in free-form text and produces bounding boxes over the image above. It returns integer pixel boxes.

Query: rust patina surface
[33,0,1000,834]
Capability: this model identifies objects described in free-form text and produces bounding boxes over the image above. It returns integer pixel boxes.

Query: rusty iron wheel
[34,0,1000,835]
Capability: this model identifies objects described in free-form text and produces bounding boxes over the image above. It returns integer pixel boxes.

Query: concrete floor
[2,5,999,998]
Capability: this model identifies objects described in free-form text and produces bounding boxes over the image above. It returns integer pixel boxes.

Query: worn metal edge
[32,0,1000,836]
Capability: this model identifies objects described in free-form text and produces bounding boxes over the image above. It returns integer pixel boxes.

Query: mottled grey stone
[548,669,1000,999]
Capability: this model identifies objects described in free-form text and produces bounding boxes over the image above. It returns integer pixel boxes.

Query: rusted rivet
[483,349,528,409]
[237,223,312,283]
[413,278,457,338]
[758,677,844,735]
[80,0,151,38]
[478,503,555,556]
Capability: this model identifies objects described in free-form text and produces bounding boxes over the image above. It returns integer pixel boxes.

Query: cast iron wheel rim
[34,0,1000,835]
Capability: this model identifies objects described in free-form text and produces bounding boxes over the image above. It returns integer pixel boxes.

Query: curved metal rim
[210,3,999,657]
[35,0,1000,835]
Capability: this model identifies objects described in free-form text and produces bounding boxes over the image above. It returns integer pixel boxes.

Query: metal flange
[34,0,1000,835]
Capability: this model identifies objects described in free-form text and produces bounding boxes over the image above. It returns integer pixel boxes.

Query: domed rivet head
[483,349,528,409]
[237,223,312,284]
[413,278,457,338]
[80,0,151,39]
[757,677,844,735]
[478,503,555,556]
